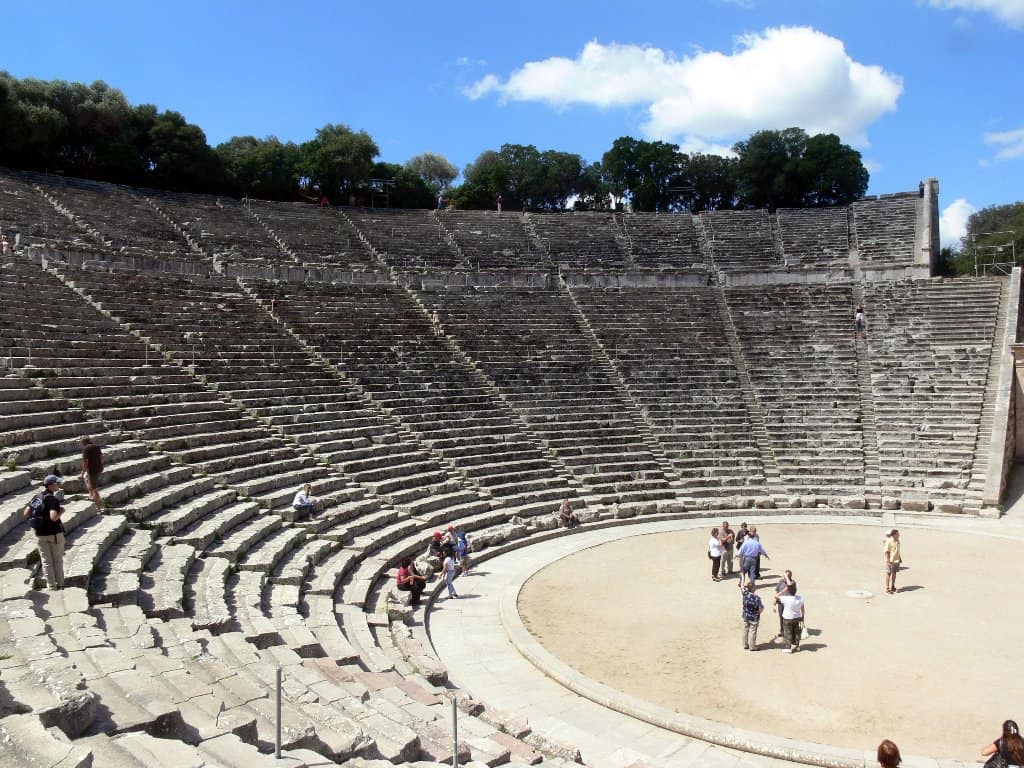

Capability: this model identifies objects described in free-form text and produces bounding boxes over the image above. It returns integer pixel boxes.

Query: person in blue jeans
[443,553,459,599]
[737,531,769,587]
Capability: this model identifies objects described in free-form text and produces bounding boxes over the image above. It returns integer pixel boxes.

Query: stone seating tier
[438,210,544,269]
[344,208,459,269]
[33,174,195,261]
[701,209,781,271]
[527,211,627,269]
[852,194,919,264]
[618,212,705,269]
[776,206,850,268]
[249,199,378,269]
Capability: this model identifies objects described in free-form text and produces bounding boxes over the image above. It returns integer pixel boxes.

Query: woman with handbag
[982,720,1024,768]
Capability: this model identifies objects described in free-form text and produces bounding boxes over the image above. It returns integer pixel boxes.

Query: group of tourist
[708,522,806,652]
[395,526,471,605]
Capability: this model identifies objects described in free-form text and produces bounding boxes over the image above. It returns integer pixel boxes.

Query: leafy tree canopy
[404,152,458,195]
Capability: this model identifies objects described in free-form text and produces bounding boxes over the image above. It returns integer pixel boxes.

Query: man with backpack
[22,474,66,590]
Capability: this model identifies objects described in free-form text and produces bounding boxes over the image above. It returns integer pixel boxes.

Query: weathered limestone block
[753,497,775,509]
[901,498,931,512]
[934,501,963,514]
[881,496,901,510]
[843,497,867,510]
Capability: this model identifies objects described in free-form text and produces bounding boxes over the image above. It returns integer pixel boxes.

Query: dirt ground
[518,523,1016,761]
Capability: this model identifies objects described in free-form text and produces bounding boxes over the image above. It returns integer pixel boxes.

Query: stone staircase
[851,282,881,492]
[711,288,783,491]
[964,276,1011,512]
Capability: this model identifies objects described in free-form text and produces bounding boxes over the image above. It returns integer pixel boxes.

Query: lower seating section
[344,208,459,269]
[425,286,674,503]
[701,209,781,271]
[438,210,544,269]
[527,212,627,269]
[864,278,1003,495]
[0,169,96,250]
[777,207,850,268]
[244,279,575,513]
[852,194,918,264]
[574,287,766,491]
[147,191,288,266]
[34,175,195,261]
[249,200,378,270]
[619,212,706,270]
[726,284,865,488]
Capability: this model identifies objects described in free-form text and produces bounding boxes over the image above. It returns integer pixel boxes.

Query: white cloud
[464,28,903,153]
[863,159,884,174]
[926,0,1024,29]
[464,74,500,100]
[940,198,977,249]
[983,126,1024,161]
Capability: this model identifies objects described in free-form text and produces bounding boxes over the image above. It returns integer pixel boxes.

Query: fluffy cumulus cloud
[940,198,978,249]
[926,0,1024,29]
[983,127,1024,162]
[464,27,903,151]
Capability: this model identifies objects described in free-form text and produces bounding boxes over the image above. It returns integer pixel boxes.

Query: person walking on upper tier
[431,309,443,337]
[23,474,66,590]
[740,580,764,650]
[884,529,902,594]
[854,303,867,340]
[1,234,9,254]
[708,527,724,581]
[720,521,735,576]
[775,582,805,653]
[80,436,104,513]
[496,194,503,213]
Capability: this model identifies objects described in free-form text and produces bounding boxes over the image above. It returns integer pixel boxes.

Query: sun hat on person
[44,474,62,486]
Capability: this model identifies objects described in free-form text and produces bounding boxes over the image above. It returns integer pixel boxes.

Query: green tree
[733,127,867,209]
[371,161,434,208]
[684,153,739,211]
[452,149,509,209]
[797,133,868,207]
[962,202,1024,272]
[600,137,684,211]
[298,124,379,201]
[216,136,301,200]
[404,152,458,195]
[145,110,224,190]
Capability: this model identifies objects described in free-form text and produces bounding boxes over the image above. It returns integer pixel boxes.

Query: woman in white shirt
[708,527,725,582]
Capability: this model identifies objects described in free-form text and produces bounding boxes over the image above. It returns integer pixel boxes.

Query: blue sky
[4,0,1023,246]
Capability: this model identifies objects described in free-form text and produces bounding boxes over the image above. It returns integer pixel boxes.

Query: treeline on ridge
[0,71,868,212]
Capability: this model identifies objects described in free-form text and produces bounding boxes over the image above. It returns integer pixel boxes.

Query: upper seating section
[426,286,674,502]
[148,191,288,266]
[248,200,378,270]
[344,208,459,269]
[33,175,195,261]
[619,212,706,270]
[0,170,94,249]
[573,286,765,491]
[701,209,782,271]
[528,212,627,269]
[777,207,850,268]
[864,278,1002,494]
[852,193,919,265]
[726,283,864,488]
[245,279,572,509]
[438,210,545,269]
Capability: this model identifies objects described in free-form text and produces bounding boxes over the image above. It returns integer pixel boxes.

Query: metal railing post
[275,666,282,758]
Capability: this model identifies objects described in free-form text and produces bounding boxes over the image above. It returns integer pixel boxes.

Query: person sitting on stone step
[292,483,320,516]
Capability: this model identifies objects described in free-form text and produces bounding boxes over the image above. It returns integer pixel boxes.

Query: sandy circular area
[518,523,1016,761]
